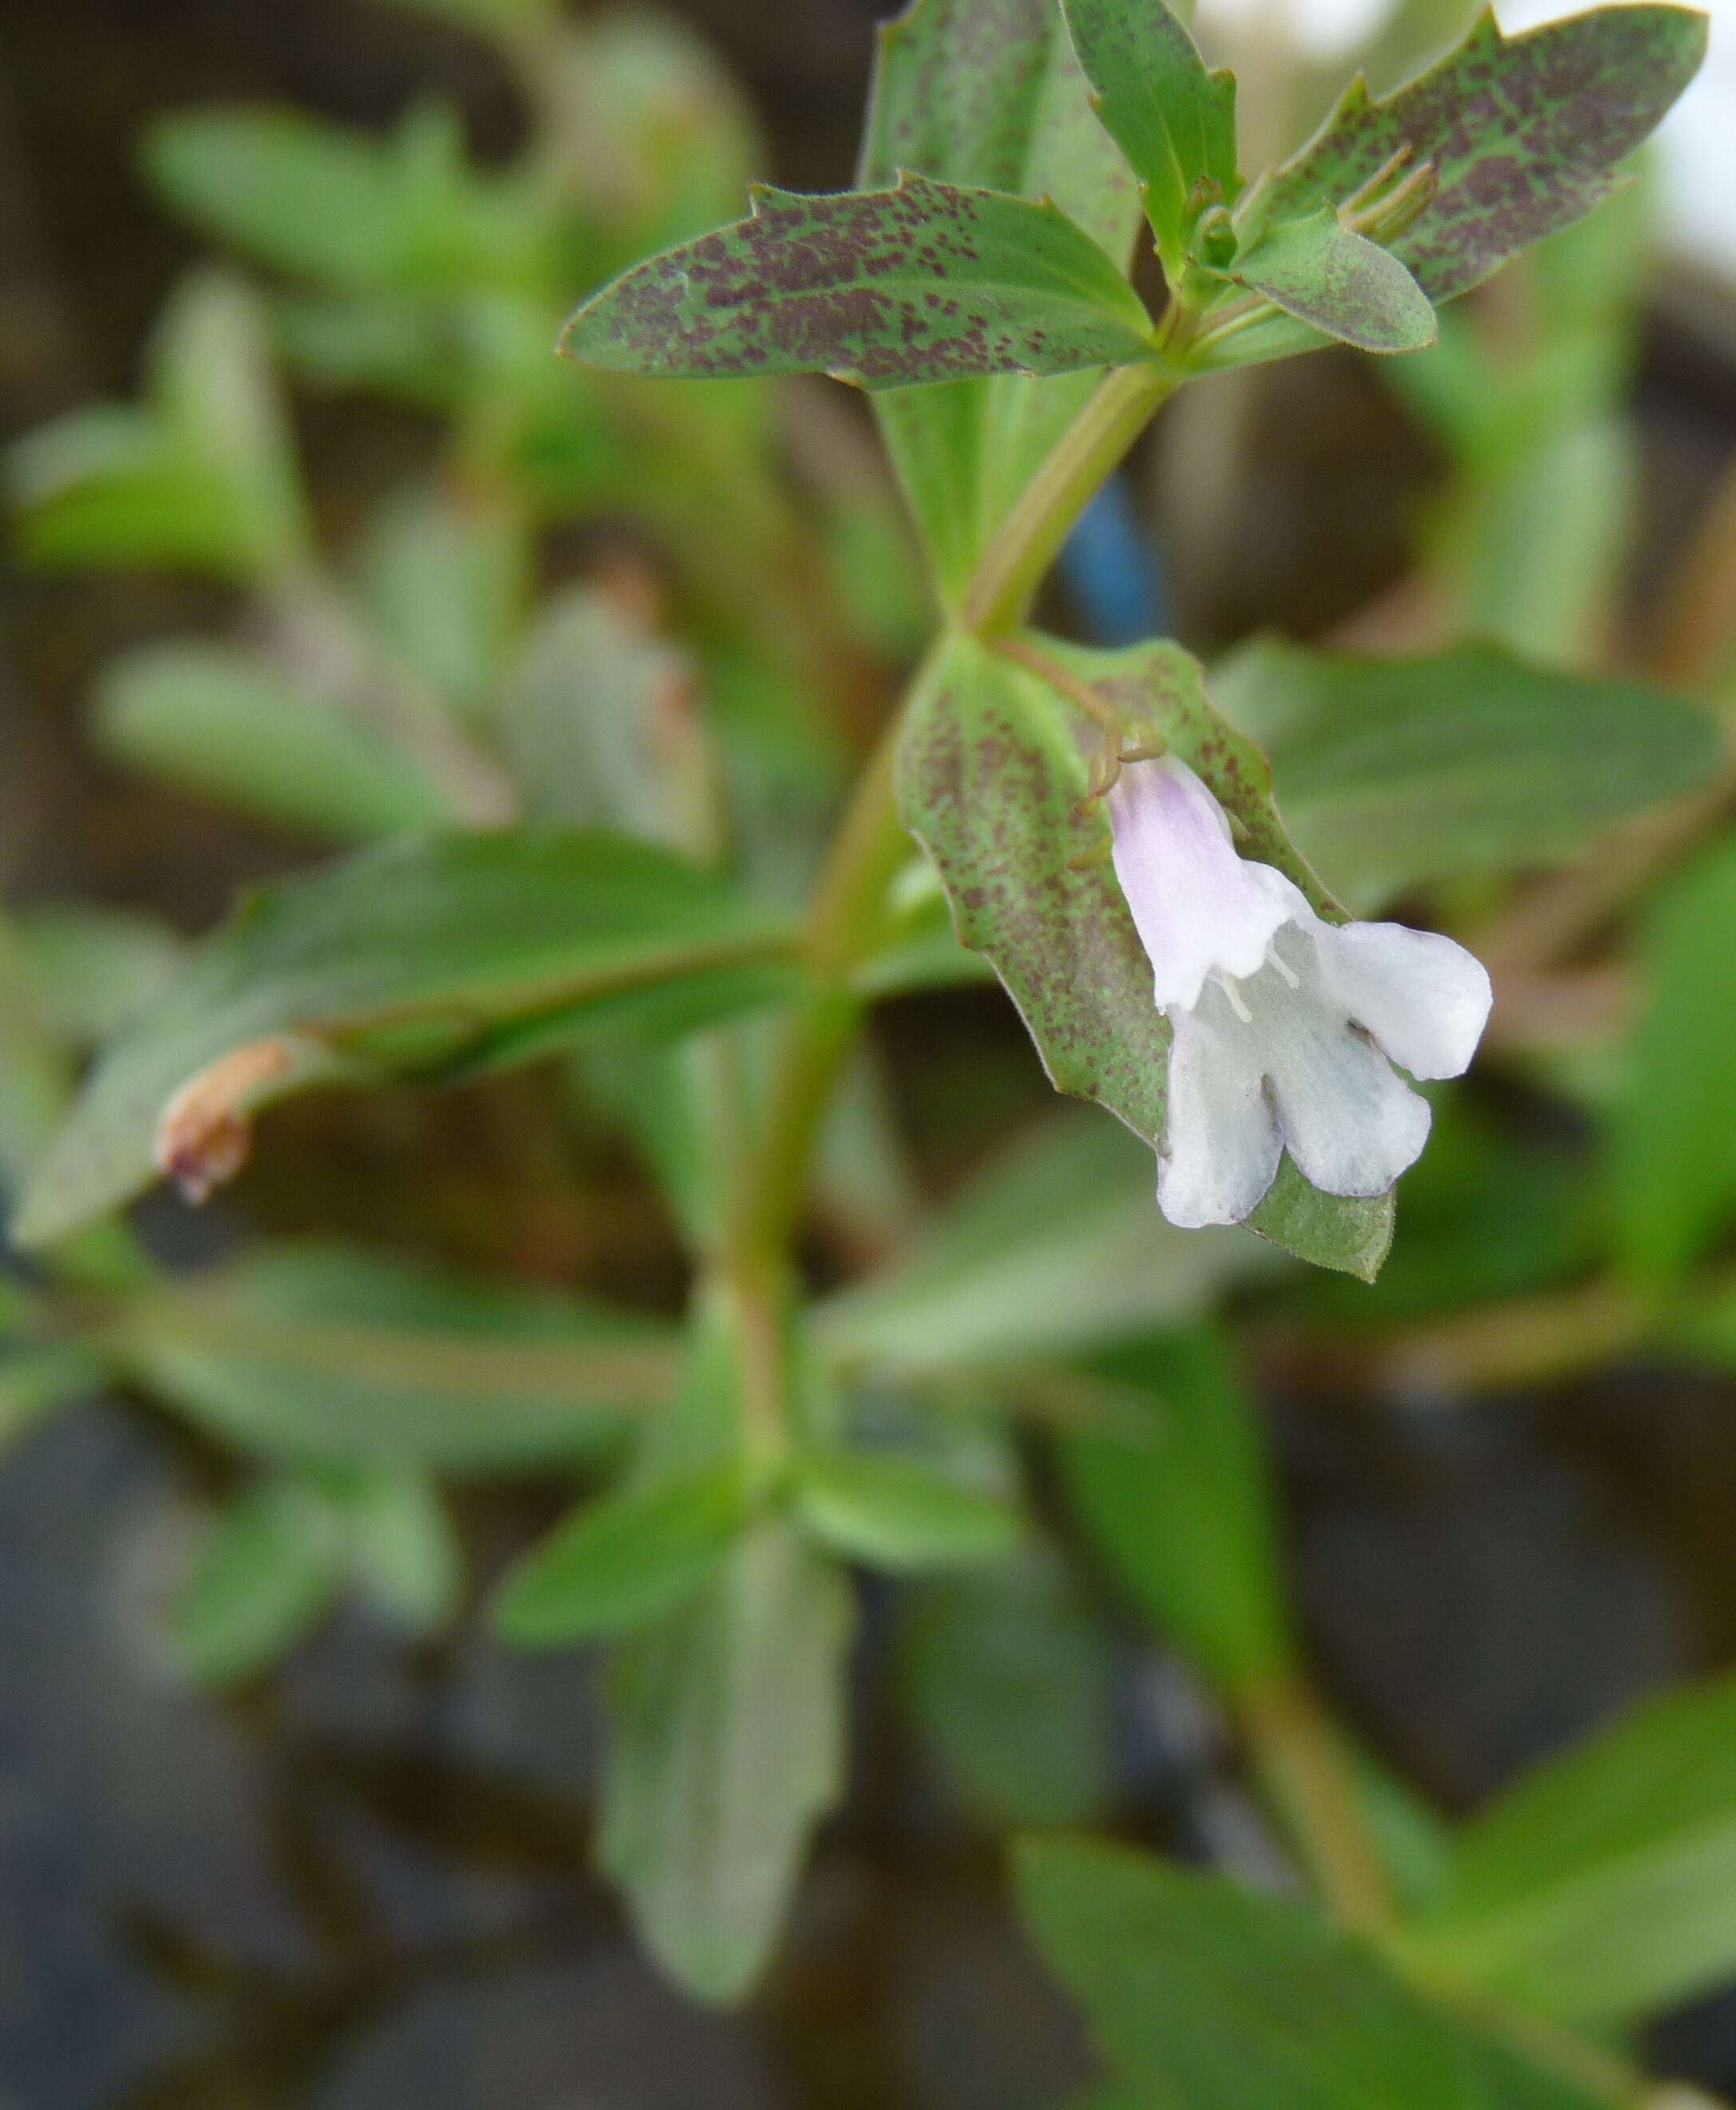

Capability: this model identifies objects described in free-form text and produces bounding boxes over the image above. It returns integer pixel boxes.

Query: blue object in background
[1060,475,1171,645]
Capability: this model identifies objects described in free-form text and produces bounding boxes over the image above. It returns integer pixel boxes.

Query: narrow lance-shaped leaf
[1236,4,1708,303]
[896,630,1395,1278]
[1399,1669,1736,2027]
[1211,639,1724,911]
[110,1245,676,1472]
[1015,1838,1592,2110]
[1228,207,1436,354]
[600,1522,854,2004]
[859,0,1143,589]
[563,174,1158,392]
[14,829,801,1246]
[1060,0,1239,279]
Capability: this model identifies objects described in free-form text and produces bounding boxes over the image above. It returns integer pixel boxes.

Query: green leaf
[0,1343,104,1453]
[896,630,1394,1278]
[145,102,548,295]
[1401,1670,1736,2025]
[9,272,306,578]
[94,641,453,840]
[792,1448,1020,1571]
[1016,1838,1484,2110]
[13,905,186,1047]
[1237,5,1707,304]
[898,1541,1116,1826]
[1229,208,1435,353]
[171,1478,345,1685]
[860,0,1143,590]
[817,1113,1269,1377]
[500,588,704,844]
[352,480,529,720]
[336,1468,462,1631]
[109,1244,675,1471]
[563,176,1156,392]
[1211,639,1723,911]
[492,1462,749,1645]
[1058,1329,1291,1690]
[600,1522,854,2004]
[14,829,801,1246]
[1610,844,1736,1285]
[1060,0,1239,280]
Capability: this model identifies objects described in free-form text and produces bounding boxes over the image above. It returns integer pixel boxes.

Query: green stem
[1236,1675,1398,1936]
[726,356,1182,1391]
[960,361,1180,637]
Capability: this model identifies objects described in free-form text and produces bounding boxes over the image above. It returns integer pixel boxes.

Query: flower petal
[1109,757,1291,1011]
[1315,919,1492,1081]
[1240,953,1434,1199]
[1158,1003,1283,1227]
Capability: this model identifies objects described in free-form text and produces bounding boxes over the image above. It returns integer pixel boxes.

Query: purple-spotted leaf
[859,0,1145,590]
[1060,0,1239,281]
[561,174,1157,393]
[1229,207,1435,353]
[1237,4,1706,303]
[896,631,1394,1278]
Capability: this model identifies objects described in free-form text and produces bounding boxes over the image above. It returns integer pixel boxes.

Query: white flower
[1107,755,1493,1230]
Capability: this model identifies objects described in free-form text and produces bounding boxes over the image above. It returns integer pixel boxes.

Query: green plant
[8,0,1736,2100]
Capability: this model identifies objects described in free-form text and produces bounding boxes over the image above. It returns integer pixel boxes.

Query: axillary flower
[1107,755,1492,1230]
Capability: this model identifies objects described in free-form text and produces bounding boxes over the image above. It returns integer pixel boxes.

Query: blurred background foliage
[6,0,1736,2104]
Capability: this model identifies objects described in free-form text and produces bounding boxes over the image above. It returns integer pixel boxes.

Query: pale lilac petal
[1157,1003,1283,1227]
[1109,757,1291,1011]
[1315,920,1492,1081]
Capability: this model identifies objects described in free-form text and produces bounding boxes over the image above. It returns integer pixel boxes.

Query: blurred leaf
[1059,0,1237,281]
[1403,1670,1736,2025]
[336,1468,462,1631]
[1212,640,1722,911]
[1015,1837,1545,2110]
[554,12,764,257]
[792,1447,1020,1571]
[819,1114,1267,1377]
[372,0,558,33]
[14,829,802,1246]
[1424,415,1636,668]
[351,479,529,720]
[14,906,186,1047]
[564,177,1156,391]
[896,629,1395,1278]
[601,1521,853,2004]
[10,272,305,578]
[0,1343,104,1452]
[500,588,703,844]
[94,641,453,840]
[1239,6,1706,302]
[145,102,549,295]
[859,0,1142,591]
[898,1541,1115,1825]
[1229,209,1436,354]
[171,1478,345,1685]
[110,1245,674,1471]
[1610,844,1736,1286]
[493,1460,749,1645]
[1059,1329,1291,1690]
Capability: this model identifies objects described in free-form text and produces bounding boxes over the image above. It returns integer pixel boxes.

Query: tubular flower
[1107,755,1493,1231]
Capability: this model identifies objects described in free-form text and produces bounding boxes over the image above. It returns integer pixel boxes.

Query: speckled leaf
[896,632,1394,1278]
[1060,0,1239,280]
[860,0,1143,590]
[1238,5,1707,302]
[561,174,1155,393]
[1230,208,1436,353]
